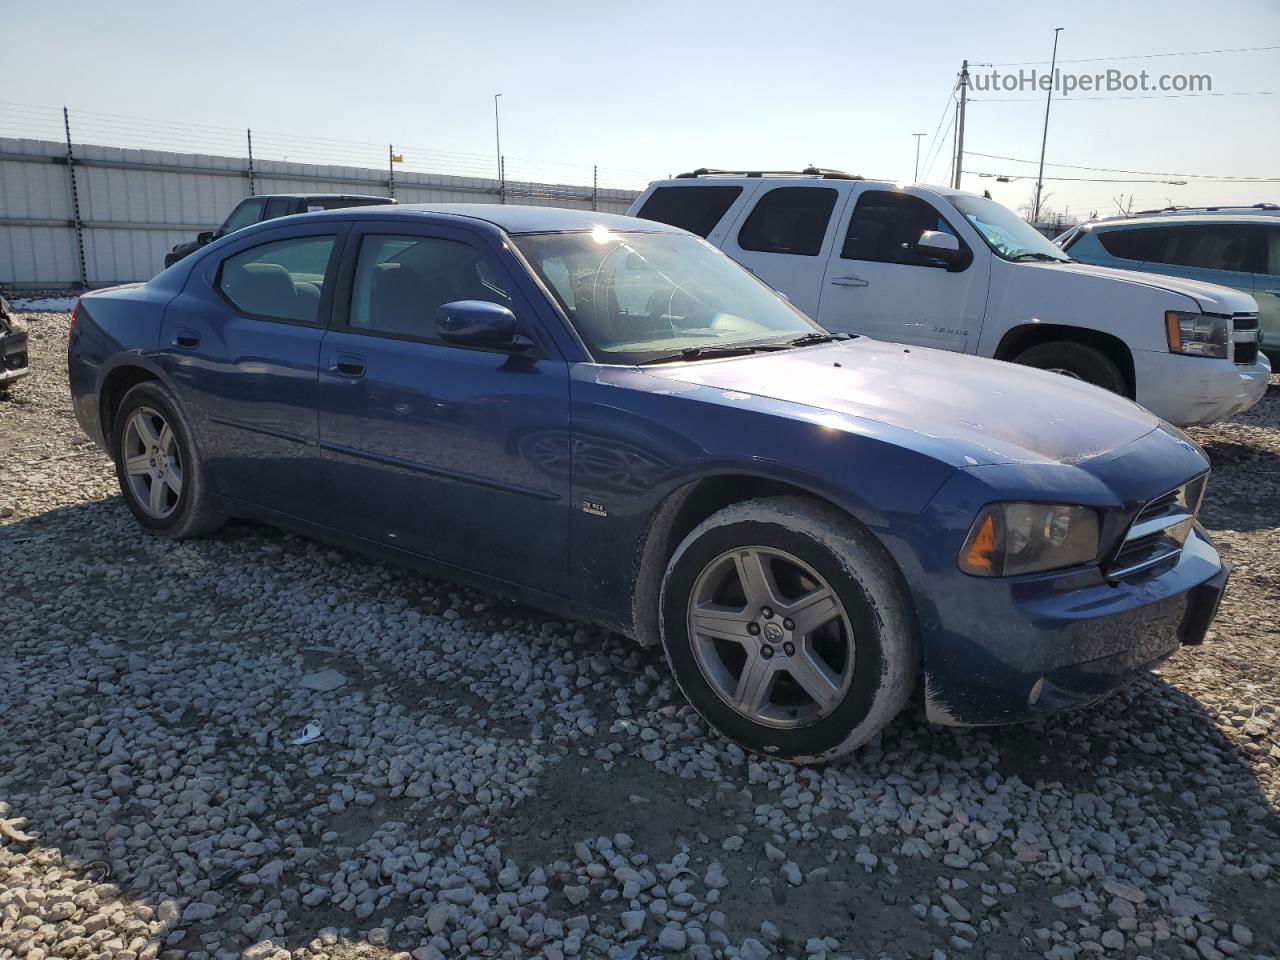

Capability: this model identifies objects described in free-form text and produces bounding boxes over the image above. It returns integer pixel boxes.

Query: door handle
[173,329,200,348]
[830,276,869,287]
[328,354,366,378]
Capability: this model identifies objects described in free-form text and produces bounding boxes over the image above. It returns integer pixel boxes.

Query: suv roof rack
[1107,202,1280,219]
[675,167,863,181]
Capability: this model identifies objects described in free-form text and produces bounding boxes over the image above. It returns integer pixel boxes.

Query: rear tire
[658,496,917,763]
[1014,340,1127,395]
[112,380,224,539]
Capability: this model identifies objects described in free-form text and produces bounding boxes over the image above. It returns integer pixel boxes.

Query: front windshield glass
[512,229,822,363]
[947,195,1070,262]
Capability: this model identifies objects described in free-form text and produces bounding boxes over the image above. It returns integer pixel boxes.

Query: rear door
[160,221,346,518]
[816,188,988,352]
[316,221,571,595]
[631,182,762,244]
[718,185,844,316]
[1253,223,1280,357]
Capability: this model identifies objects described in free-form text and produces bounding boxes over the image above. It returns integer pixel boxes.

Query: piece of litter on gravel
[298,669,347,692]
[290,721,323,745]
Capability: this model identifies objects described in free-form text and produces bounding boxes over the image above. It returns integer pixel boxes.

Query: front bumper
[922,527,1226,726]
[1134,349,1270,427]
[1,326,30,383]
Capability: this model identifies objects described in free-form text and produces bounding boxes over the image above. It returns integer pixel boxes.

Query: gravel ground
[1,309,1277,960]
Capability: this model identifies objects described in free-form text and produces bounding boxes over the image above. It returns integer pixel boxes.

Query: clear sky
[3,0,1277,218]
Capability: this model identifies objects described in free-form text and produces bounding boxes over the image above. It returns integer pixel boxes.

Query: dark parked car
[162,194,395,268]
[70,205,1228,762]
[0,295,30,391]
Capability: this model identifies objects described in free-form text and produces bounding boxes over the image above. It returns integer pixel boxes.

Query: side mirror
[437,300,530,350]
[915,230,964,264]
[197,231,215,244]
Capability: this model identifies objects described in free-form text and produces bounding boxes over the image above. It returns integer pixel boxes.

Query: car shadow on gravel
[1197,439,1280,532]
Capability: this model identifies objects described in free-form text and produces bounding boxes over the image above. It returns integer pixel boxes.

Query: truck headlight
[1166,311,1230,359]
[959,503,1100,577]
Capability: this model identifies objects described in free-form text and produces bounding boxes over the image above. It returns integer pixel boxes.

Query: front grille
[1107,474,1207,579]
[1233,313,1260,366]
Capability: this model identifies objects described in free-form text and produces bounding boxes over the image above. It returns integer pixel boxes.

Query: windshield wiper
[638,345,775,365]
[786,332,853,347]
[1010,252,1065,262]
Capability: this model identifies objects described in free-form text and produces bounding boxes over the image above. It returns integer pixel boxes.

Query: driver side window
[348,234,512,344]
[842,191,962,267]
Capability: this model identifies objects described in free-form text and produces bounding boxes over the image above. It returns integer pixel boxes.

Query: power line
[919,79,959,184]
[971,170,1280,184]
[971,90,1274,103]
[982,43,1280,67]
[966,150,1270,181]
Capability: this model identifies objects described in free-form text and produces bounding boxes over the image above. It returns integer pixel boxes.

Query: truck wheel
[659,496,918,763]
[1014,341,1127,395]
[113,380,224,539]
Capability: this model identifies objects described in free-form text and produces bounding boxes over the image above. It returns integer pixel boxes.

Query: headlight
[959,503,1100,577]
[1166,311,1229,359]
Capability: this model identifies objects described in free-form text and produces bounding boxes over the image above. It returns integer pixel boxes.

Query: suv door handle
[173,328,200,348]
[328,354,366,378]
[830,276,869,287]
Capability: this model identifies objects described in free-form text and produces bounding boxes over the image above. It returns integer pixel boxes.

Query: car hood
[642,339,1161,467]
[1036,260,1257,314]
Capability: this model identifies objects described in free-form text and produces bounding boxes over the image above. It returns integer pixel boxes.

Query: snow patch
[10,296,78,312]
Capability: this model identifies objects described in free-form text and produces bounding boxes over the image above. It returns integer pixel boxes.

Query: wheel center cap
[763,622,784,643]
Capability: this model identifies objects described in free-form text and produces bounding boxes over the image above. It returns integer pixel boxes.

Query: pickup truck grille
[1233,313,1260,366]
[1107,474,1208,579]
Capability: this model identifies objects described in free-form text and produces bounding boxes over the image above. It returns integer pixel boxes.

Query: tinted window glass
[737,187,838,256]
[263,198,292,221]
[636,186,742,238]
[348,235,512,343]
[1156,224,1255,273]
[217,236,335,323]
[842,191,961,266]
[1096,227,1166,261]
[1266,226,1280,276]
[220,198,267,235]
[311,197,393,212]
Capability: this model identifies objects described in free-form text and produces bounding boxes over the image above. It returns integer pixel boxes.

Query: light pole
[1032,27,1063,224]
[912,132,926,182]
[493,93,503,198]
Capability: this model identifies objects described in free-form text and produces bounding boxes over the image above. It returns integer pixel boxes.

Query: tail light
[68,298,82,338]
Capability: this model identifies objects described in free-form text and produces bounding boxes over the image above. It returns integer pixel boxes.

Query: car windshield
[512,229,823,363]
[947,194,1071,263]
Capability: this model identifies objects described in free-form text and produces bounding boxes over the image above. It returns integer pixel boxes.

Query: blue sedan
[67,204,1228,762]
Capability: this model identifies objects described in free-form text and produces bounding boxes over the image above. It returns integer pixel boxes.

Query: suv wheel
[659,496,917,763]
[113,380,224,538]
[1014,340,1127,395]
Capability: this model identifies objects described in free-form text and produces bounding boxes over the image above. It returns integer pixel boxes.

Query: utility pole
[1033,27,1064,223]
[493,93,503,198]
[952,61,968,190]
[912,132,926,182]
[63,106,87,290]
[246,129,256,196]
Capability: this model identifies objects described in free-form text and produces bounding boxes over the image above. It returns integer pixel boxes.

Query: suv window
[1101,224,1256,273]
[220,198,267,236]
[217,236,336,324]
[737,187,838,256]
[842,191,963,266]
[1267,225,1280,276]
[348,234,512,344]
[636,186,742,238]
[263,198,292,220]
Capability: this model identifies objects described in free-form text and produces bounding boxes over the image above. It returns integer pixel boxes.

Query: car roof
[301,203,687,235]
[1086,213,1278,229]
[252,193,394,201]
[643,175,982,202]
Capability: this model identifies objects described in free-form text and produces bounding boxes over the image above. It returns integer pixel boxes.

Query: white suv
[628,170,1270,426]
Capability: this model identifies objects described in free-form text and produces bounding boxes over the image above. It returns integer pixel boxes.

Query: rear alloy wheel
[660,496,918,763]
[1013,340,1127,395]
[113,380,224,538]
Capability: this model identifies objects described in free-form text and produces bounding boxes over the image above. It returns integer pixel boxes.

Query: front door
[160,224,344,517]
[1253,223,1280,360]
[816,188,989,353]
[316,224,571,596]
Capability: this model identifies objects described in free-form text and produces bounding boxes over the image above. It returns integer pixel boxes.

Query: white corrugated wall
[0,138,641,288]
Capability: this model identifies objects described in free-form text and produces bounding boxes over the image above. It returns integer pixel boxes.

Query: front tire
[1013,340,1127,395]
[659,496,918,763]
[113,380,224,539]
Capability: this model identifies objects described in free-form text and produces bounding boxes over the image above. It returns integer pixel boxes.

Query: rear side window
[217,236,336,324]
[347,234,512,344]
[1101,224,1257,273]
[312,197,392,212]
[635,186,742,238]
[842,191,963,266]
[737,187,838,256]
[263,198,292,220]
